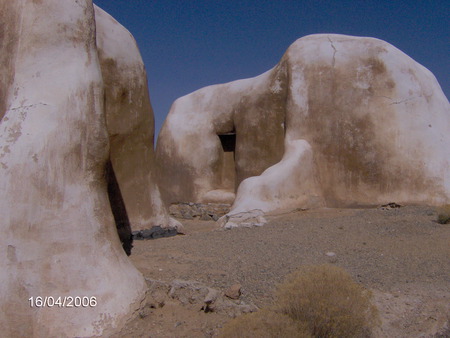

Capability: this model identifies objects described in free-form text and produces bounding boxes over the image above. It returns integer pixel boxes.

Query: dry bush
[219,309,310,338]
[436,204,450,224]
[220,265,379,338]
[276,264,379,338]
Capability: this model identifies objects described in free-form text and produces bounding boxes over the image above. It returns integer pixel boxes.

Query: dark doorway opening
[218,132,236,152]
[105,159,133,256]
[217,131,236,191]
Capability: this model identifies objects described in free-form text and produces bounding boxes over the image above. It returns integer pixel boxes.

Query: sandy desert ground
[113,205,450,337]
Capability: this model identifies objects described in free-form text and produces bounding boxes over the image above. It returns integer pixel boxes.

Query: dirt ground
[113,206,450,337]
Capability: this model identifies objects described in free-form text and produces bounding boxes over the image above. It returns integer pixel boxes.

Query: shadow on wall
[105,159,133,256]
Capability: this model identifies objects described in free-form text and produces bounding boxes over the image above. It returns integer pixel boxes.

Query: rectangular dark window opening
[218,132,236,152]
[217,131,237,192]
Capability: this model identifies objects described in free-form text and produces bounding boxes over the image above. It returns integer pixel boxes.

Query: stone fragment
[380,202,402,210]
[225,284,242,300]
[145,279,257,316]
[218,210,267,229]
[326,252,337,263]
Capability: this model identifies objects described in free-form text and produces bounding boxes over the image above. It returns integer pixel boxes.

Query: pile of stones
[169,203,231,221]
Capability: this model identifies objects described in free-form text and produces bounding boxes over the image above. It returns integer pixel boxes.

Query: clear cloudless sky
[92,0,449,141]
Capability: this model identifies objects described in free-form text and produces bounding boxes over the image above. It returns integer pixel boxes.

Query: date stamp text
[28,296,97,308]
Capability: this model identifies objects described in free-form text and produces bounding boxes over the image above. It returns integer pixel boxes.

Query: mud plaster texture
[0,1,182,335]
[95,6,180,232]
[156,34,450,215]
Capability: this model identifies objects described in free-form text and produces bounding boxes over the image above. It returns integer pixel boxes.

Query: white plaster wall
[284,35,450,206]
[0,1,145,336]
[157,34,450,217]
[95,5,181,231]
[230,139,324,214]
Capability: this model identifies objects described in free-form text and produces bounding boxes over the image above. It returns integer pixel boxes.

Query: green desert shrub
[437,204,450,224]
[219,309,310,338]
[275,264,379,338]
[220,265,379,338]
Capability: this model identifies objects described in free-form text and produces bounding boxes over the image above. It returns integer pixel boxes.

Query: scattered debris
[379,202,402,210]
[144,278,258,317]
[217,209,267,229]
[169,202,231,221]
[132,226,178,240]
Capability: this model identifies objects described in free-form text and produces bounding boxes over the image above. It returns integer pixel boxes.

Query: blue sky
[93,0,449,139]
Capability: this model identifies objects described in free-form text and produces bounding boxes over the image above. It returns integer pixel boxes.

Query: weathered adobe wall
[0,1,170,336]
[156,34,450,211]
[95,6,180,231]
[0,2,21,121]
[283,34,450,207]
[156,62,288,204]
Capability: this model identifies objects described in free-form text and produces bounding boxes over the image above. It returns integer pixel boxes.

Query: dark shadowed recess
[218,131,237,192]
[218,132,236,152]
[105,160,179,251]
[105,159,133,256]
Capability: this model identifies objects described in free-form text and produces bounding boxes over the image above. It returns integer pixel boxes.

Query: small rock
[138,307,152,319]
[219,209,267,229]
[380,202,402,210]
[200,212,213,221]
[204,288,219,304]
[225,284,242,300]
[325,251,337,263]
